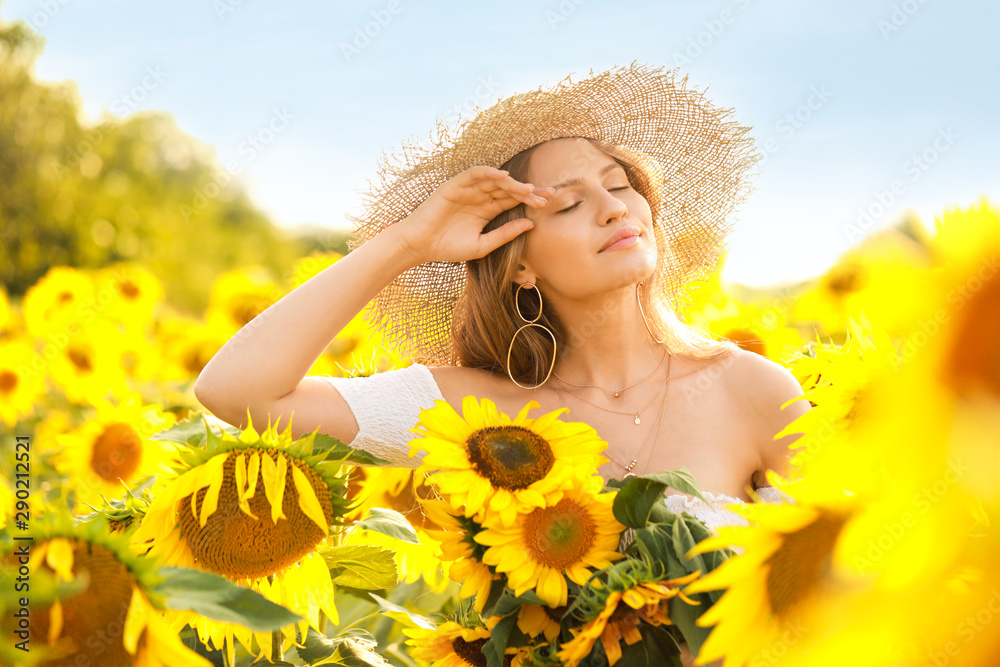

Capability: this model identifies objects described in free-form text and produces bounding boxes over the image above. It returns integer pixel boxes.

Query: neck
[548,284,667,390]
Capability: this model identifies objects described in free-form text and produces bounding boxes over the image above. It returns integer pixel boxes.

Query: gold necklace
[621,377,670,477]
[552,353,672,426]
[552,348,668,399]
[554,380,662,425]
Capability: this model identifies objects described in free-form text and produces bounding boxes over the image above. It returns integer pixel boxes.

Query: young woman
[194,64,810,666]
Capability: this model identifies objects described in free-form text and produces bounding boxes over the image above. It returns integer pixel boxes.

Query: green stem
[271,629,283,662]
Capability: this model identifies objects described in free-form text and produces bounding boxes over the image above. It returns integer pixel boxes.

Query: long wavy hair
[451,137,740,387]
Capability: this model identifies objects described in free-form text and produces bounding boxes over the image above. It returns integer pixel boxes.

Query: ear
[512,261,535,285]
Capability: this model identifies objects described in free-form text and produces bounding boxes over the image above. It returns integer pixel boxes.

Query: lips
[599,226,641,252]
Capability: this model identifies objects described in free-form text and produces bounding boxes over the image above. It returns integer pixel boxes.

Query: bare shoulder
[722,349,811,483]
[425,365,505,404]
[724,349,804,404]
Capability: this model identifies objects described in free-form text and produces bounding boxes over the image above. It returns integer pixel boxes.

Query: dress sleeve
[318,363,446,468]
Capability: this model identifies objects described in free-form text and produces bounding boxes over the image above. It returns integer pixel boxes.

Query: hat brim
[346,62,761,366]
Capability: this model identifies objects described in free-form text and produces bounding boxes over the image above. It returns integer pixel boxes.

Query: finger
[482,182,552,208]
[457,166,511,187]
[478,217,534,256]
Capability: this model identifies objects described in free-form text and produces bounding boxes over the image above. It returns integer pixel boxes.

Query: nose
[598,187,628,226]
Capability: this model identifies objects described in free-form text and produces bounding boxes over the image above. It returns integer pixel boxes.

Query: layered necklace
[551,348,668,424]
[550,350,673,477]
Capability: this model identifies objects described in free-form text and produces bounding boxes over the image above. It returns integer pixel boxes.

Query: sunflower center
[943,269,1000,398]
[523,497,595,570]
[466,425,554,490]
[765,511,849,618]
[0,370,17,394]
[231,296,270,326]
[67,347,93,372]
[183,343,215,375]
[31,541,136,667]
[91,422,143,483]
[543,604,568,622]
[177,450,334,580]
[120,281,140,300]
[451,636,488,667]
[825,263,867,296]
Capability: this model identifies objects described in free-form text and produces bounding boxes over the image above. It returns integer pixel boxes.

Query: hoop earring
[637,280,664,344]
[506,282,557,390]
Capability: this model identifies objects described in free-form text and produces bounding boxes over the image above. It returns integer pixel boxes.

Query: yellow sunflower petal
[48,598,63,645]
[291,462,329,533]
[260,453,288,524]
[45,538,75,582]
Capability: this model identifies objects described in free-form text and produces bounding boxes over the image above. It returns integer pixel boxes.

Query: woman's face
[518,137,657,298]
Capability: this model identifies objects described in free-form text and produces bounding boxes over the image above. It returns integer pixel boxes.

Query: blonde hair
[452,137,740,386]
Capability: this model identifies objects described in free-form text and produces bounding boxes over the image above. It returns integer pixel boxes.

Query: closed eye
[556,186,630,214]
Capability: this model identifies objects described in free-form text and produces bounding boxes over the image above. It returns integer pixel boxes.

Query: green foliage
[0,9,347,314]
[352,508,422,545]
[152,566,304,631]
[322,545,399,591]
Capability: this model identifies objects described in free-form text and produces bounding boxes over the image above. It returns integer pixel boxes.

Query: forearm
[194,225,418,412]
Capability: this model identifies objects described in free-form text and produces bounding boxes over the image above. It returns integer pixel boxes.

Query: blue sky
[4,0,997,287]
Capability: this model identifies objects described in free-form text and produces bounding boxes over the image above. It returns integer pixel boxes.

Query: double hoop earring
[637,279,664,344]
[506,282,557,390]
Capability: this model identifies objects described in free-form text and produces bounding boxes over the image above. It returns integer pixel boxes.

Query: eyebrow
[547,161,625,192]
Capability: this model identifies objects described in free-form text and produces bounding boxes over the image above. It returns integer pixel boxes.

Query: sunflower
[774,313,901,476]
[404,620,530,667]
[411,396,609,527]
[515,603,564,642]
[557,571,702,667]
[791,224,935,338]
[679,478,861,666]
[48,318,130,404]
[0,514,211,667]
[405,621,492,667]
[21,266,96,339]
[345,467,448,591]
[205,267,282,334]
[474,474,624,607]
[94,263,163,327]
[130,412,351,659]
[686,290,805,363]
[53,393,178,512]
[0,337,47,427]
[155,314,230,381]
[419,497,498,612]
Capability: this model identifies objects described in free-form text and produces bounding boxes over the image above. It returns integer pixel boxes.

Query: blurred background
[2,0,998,313]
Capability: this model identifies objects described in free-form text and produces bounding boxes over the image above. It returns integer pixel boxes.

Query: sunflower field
[2,196,999,667]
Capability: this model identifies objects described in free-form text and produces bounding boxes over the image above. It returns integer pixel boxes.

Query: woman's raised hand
[392,166,552,265]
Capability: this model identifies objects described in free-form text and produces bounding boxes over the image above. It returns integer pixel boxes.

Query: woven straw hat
[345,62,760,366]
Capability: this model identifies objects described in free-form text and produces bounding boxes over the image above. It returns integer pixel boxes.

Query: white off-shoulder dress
[321,363,790,543]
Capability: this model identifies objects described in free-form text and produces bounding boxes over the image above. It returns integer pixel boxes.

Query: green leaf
[668,591,715,658]
[311,433,393,466]
[151,566,302,631]
[617,623,683,666]
[321,545,398,590]
[672,516,708,573]
[353,507,421,545]
[367,592,435,629]
[483,614,516,667]
[612,468,711,529]
[150,412,239,447]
